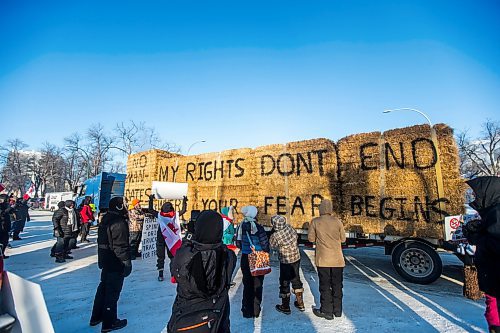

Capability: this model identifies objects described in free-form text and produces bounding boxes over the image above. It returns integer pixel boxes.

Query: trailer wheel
[391,241,442,285]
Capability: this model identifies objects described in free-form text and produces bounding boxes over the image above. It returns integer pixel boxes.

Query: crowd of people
[0,176,498,333]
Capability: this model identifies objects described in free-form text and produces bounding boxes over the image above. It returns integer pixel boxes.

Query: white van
[44,192,74,211]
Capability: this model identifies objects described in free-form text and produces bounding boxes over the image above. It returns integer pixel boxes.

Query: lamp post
[186,140,206,156]
[383,108,445,221]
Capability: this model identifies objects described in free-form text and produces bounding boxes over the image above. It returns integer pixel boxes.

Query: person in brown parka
[308,199,346,320]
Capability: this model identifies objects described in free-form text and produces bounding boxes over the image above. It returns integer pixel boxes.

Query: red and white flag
[0,183,5,193]
[23,182,35,198]
[25,182,35,198]
[158,212,182,256]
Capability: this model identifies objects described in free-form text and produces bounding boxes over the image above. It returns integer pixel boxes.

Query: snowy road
[5,211,487,333]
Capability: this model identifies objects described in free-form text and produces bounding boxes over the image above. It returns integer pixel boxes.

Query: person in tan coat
[308,199,346,320]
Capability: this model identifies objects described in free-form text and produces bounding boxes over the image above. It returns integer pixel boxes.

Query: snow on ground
[5,211,487,333]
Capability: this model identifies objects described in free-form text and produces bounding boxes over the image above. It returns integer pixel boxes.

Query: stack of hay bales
[337,131,383,234]
[253,139,337,229]
[125,123,465,239]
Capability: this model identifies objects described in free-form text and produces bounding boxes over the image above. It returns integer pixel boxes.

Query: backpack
[168,243,234,333]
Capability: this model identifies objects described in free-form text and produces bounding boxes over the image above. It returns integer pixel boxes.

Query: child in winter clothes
[269,215,304,315]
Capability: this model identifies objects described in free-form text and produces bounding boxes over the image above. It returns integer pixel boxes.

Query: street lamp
[383,108,432,126]
[186,140,206,155]
[382,107,445,221]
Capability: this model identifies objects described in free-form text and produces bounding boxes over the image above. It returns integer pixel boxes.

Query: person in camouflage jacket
[269,215,304,315]
[128,199,145,260]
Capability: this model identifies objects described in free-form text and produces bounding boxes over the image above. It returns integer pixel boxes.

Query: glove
[148,194,155,200]
[123,260,132,277]
[54,228,64,238]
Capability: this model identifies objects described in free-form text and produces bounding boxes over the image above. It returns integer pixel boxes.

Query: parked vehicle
[28,198,45,210]
[74,172,126,218]
[44,192,74,211]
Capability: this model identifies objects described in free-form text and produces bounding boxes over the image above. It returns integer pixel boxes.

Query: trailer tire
[391,241,442,285]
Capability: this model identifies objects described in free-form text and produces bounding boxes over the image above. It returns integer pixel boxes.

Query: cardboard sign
[1,272,55,333]
[151,181,188,200]
[141,216,159,260]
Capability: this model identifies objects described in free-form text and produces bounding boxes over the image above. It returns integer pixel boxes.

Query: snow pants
[279,260,303,297]
[129,231,142,258]
[91,270,125,330]
[0,231,9,254]
[318,267,343,316]
[156,226,173,271]
[81,223,90,242]
[12,219,24,238]
[241,254,265,317]
[55,237,71,255]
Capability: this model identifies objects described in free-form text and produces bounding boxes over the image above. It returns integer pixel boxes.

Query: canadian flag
[158,212,182,256]
[25,182,35,198]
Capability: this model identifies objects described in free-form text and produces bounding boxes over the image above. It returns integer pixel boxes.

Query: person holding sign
[148,194,187,282]
[128,199,145,260]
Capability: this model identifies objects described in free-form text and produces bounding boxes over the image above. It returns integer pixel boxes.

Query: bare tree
[457,120,500,178]
[86,123,115,176]
[39,143,66,194]
[114,120,181,155]
[64,133,89,190]
[0,139,30,194]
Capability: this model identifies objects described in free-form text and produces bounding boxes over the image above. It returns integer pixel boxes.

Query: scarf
[237,216,258,241]
[65,207,78,232]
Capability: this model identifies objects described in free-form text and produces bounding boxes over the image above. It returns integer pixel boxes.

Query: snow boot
[275,295,291,315]
[64,254,74,259]
[293,290,305,312]
[313,308,334,320]
[158,269,164,282]
[55,254,66,263]
[101,318,127,332]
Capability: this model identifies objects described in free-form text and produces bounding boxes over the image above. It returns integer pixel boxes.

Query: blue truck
[74,172,126,217]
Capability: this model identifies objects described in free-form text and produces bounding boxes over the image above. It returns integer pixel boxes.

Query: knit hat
[195,210,223,244]
[271,215,287,230]
[109,197,125,213]
[65,200,74,208]
[57,201,65,209]
[161,202,174,213]
[241,205,258,219]
[131,199,140,207]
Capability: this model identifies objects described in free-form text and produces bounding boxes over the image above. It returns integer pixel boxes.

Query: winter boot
[312,308,334,320]
[293,290,305,312]
[101,318,127,332]
[55,254,66,263]
[158,269,164,282]
[64,254,74,259]
[275,294,291,315]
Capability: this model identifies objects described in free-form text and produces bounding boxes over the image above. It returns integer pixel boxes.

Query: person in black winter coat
[52,200,80,263]
[90,197,131,333]
[50,201,66,258]
[12,197,30,240]
[0,194,14,258]
[148,194,187,281]
[168,210,236,333]
[464,176,500,333]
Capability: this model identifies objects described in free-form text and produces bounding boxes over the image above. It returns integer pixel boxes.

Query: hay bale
[125,123,465,239]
